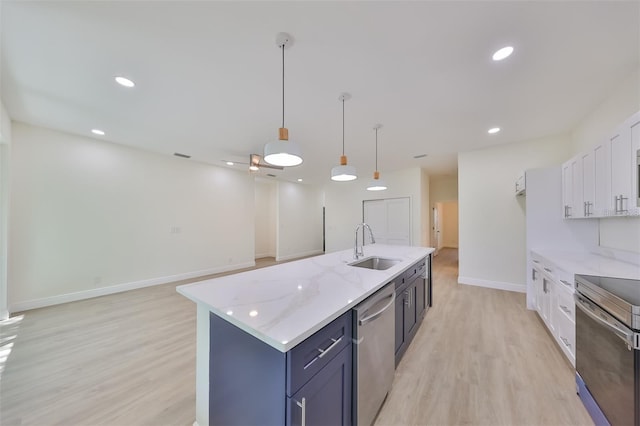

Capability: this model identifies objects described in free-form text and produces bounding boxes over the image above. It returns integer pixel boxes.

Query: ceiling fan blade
[257,163,284,170]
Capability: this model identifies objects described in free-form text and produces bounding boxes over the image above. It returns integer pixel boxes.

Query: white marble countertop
[531,249,640,280]
[177,244,433,352]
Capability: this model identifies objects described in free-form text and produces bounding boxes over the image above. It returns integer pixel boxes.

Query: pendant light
[367,124,387,191]
[264,32,303,167]
[330,93,357,181]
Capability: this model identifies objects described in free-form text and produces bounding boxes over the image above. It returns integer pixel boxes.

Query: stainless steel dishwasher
[353,282,396,426]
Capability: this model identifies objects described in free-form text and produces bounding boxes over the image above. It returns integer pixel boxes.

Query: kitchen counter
[177,243,434,352]
[531,249,640,280]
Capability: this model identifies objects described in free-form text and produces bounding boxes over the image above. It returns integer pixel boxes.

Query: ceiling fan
[224,154,284,173]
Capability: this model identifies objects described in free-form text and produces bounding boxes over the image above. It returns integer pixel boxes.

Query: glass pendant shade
[331,155,357,181]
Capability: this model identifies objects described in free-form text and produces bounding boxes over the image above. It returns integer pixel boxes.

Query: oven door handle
[575,294,635,347]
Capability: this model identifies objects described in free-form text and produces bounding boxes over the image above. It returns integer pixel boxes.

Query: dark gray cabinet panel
[394,255,431,366]
[286,345,352,426]
[209,311,352,425]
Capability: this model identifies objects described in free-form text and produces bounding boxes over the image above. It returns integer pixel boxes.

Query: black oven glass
[576,302,637,425]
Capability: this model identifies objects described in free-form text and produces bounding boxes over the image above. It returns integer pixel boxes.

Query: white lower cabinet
[531,253,576,367]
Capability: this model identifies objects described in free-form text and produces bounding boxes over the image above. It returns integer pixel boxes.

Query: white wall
[254,179,276,258]
[324,167,426,253]
[458,134,571,292]
[9,123,256,311]
[571,68,640,255]
[420,169,431,247]
[0,100,11,320]
[275,181,324,261]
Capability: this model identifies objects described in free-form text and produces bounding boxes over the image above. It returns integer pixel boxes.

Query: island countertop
[177,244,434,352]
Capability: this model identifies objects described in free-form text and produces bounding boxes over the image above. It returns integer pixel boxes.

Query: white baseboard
[458,276,526,293]
[276,249,324,262]
[255,252,275,259]
[9,261,256,313]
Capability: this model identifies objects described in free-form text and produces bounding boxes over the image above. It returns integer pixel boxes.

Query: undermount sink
[349,256,401,271]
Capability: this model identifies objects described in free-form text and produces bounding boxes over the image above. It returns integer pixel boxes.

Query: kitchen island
[178,243,434,426]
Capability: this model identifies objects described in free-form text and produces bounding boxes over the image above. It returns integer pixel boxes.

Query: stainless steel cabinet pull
[318,336,343,359]
[544,267,552,273]
[560,305,571,314]
[560,336,571,348]
[533,260,540,264]
[532,269,537,280]
[543,278,547,293]
[583,201,587,217]
[620,195,628,213]
[296,397,306,426]
[560,280,572,287]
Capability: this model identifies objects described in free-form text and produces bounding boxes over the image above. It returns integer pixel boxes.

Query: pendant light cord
[282,44,285,128]
[375,127,379,171]
[342,98,345,156]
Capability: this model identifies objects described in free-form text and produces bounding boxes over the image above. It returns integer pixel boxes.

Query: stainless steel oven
[575,274,640,426]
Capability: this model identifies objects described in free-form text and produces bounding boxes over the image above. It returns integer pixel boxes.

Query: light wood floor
[1,250,593,425]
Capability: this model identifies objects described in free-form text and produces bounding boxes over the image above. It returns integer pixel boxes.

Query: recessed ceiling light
[115,76,135,88]
[297,178,303,182]
[488,127,501,134]
[249,165,259,171]
[226,161,234,166]
[91,129,105,136]
[492,46,514,61]
[249,310,258,317]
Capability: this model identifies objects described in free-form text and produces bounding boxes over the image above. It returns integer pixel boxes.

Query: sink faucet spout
[354,223,376,259]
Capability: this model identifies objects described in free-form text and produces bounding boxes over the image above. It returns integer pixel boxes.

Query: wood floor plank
[1,251,593,425]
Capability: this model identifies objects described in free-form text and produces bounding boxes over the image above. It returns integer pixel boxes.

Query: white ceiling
[2,1,639,185]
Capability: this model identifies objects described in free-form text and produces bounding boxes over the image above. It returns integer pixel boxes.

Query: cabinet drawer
[555,285,575,322]
[286,311,352,396]
[403,258,426,285]
[555,309,576,364]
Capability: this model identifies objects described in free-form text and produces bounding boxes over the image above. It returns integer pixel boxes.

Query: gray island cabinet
[177,244,434,426]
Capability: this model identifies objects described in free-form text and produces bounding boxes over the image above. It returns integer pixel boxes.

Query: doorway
[433,201,458,254]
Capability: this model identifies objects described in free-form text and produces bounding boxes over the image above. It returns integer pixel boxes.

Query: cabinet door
[416,277,426,319]
[629,112,640,215]
[562,160,573,218]
[571,157,584,218]
[610,124,632,214]
[287,345,352,426]
[593,140,610,216]
[581,151,595,217]
[404,282,418,339]
[533,267,543,313]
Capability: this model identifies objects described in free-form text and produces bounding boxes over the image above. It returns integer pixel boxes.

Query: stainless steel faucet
[354,223,376,259]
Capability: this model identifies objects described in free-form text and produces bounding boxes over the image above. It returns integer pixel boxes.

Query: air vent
[174,152,191,159]
[266,173,277,178]
[413,154,427,159]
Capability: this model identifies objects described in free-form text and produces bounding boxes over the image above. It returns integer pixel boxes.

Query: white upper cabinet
[562,160,573,218]
[610,112,639,216]
[629,112,640,214]
[581,150,595,217]
[562,110,640,219]
[592,140,610,217]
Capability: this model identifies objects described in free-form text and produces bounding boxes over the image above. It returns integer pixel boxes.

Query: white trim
[458,276,526,293]
[8,261,255,313]
[275,249,323,262]
[254,252,275,259]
